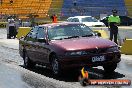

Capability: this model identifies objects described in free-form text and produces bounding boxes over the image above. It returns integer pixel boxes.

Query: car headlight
[107,46,120,52]
[65,51,87,56]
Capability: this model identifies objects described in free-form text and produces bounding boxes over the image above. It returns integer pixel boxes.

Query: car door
[24,27,38,61]
[35,26,50,63]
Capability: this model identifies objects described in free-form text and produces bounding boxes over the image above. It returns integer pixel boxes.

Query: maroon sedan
[19,22,121,75]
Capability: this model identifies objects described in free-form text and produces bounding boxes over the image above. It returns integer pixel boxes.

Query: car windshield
[48,24,94,40]
[81,17,98,22]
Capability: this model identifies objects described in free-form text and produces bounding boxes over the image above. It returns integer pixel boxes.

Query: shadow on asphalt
[20,65,125,82]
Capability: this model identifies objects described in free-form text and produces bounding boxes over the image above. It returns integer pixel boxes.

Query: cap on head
[112,9,118,13]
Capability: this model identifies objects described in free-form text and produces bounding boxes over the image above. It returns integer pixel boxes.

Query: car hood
[51,37,116,51]
[82,22,104,26]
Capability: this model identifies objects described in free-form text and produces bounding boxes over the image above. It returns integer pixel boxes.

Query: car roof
[68,16,92,18]
[39,22,83,27]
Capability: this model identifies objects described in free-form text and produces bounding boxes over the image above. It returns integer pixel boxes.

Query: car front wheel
[51,55,61,75]
[23,52,35,68]
[103,63,117,73]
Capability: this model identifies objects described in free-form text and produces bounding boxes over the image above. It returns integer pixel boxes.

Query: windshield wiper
[52,36,79,40]
[82,34,93,37]
[52,38,63,40]
[64,36,79,39]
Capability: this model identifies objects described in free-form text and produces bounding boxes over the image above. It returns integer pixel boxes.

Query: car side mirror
[19,35,24,38]
[95,32,101,37]
[38,38,46,43]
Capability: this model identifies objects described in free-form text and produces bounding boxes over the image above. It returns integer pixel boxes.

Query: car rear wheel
[103,63,117,73]
[23,52,35,68]
[51,55,61,75]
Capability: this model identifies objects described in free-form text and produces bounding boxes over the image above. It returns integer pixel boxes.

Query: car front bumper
[58,52,121,69]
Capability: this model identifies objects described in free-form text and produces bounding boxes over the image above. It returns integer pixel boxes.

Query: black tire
[51,55,62,75]
[103,63,117,73]
[7,34,10,39]
[23,52,35,68]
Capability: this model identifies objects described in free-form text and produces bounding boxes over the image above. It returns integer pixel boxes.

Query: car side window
[72,18,79,22]
[25,27,38,41]
[31,27,38,38]
[36,27,45,39]
[67,18,72,22]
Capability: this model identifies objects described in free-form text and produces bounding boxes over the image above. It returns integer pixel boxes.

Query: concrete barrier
[121,39,132,55]
[17,27,31,39]
[93,29,109,39]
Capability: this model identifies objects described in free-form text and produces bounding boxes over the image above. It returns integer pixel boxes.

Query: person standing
[108,9,120,44]
[51,14,58,23]
[7,18,16,39]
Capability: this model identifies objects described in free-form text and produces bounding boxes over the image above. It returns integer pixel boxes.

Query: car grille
[86,48,107,54]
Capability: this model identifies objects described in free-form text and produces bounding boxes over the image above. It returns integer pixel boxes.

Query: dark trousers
[9,26,16,39]
[110,25,118,44]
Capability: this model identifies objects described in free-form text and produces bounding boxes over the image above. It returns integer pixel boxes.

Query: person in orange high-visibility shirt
[51,14,58,23]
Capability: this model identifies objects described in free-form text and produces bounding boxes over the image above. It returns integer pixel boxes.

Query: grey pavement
[0,39,19,49]
[0,63,32,88]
